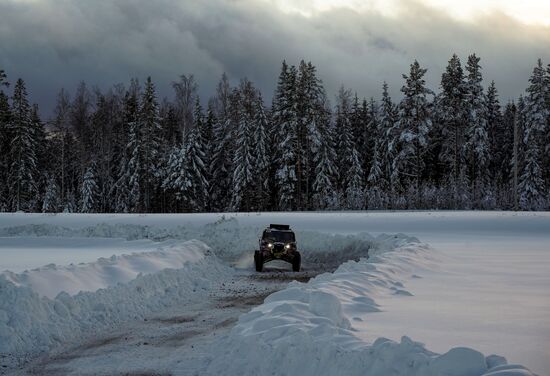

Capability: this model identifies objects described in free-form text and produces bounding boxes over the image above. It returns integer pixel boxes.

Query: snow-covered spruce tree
[497,102,515,207]
[230,81,256,211]
[8,78,37,212]
[364,98,378,184]
[296,61,326,210]
[334,87,365,209]
[367,139,385,209]
[272,61,298,210]
[435,54,469,208]
[350,94,363,149]
[210,74,233,211]
[89,93,114,213]
[50,89,76,211]
[80,165,99,213]
[0,71,10,211]
[312,109,339,210]
[185,98,209,211]
[203,102,215,174]
[464,54,492,208]
[252,93,271,210]
[345,147,365,209]
[544,63,550,190]
[369,82,396,208]
[510,96,528,210]
[485,82,508,204]
[334,87,353,188]
[127,77,162,212]
[392,61,433,207]
[162,99,208,212]
[162,145,189,209]
[42,175,60,213]
[30,104,47,212]
[519,59,548,210]
[110,80,139,213]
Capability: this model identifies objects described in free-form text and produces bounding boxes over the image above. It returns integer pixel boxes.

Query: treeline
[0,55,549,213]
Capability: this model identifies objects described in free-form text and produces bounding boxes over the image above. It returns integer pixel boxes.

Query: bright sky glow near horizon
[270,0,550,25]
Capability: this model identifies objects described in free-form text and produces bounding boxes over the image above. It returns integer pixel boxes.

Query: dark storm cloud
[0,0,549,115]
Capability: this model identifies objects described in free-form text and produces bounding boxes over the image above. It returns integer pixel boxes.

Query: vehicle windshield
[267,230,295,243]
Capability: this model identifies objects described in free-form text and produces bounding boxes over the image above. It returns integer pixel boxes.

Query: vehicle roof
[264,228,294,233]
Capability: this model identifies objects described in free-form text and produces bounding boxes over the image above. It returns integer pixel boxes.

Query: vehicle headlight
[268,243,274,248]
[285,243,291,250]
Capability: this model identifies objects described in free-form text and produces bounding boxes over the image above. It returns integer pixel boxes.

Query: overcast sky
[1,0,549,116]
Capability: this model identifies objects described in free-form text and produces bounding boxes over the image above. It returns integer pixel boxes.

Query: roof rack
[269,224,290,230]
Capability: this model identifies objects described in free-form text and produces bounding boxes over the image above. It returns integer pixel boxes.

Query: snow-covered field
[0,211,548,375]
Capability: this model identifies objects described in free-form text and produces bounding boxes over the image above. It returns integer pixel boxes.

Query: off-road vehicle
[254,224,301,272]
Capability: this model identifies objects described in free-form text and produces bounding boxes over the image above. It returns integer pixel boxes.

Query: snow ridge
[2,240,205,298]
[0,240,231,358]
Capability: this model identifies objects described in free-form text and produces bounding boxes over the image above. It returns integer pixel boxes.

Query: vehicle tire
[254,250,263,272]
[292,251,301,272]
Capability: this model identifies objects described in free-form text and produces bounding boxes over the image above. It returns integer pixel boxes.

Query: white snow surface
[0,212,547,375]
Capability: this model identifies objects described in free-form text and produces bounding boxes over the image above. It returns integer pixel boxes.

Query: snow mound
[0,240,232,358]
[2,239,205,298]
[202,235,536,376]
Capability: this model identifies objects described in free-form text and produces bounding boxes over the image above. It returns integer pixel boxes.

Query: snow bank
[202,235,536,376]
[0,240,232,357]
[0,216,375,265]
[2,240,204,298]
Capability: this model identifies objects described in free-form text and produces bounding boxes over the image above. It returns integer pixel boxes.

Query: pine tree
[334,87,354,189]
[124,77,161,212]
[0,70,10,211]
[210,74,234,211]
[393,61,433,207]
[543,63,550,189]
[497,102,515,207]
[345,147,365,209]
[295,61,326,209]
[312,114,338,210]
[464,54,491,207]
[436,54,468,207]
[111,80,139,213]
[485,82,508,205]
[80,165,99,213]
[51,89,74,210]
[519,59,547,210]
[163,99,209,212]
[30,104,46,211]
[8,79,37,212]
[370,82,397,207]
[272,62,298,210]
[230,84,255,211]
[184,98,209,211]
[252,93,271,210]
[367,141,385,209]
[162,145,190,208]
[42,175,60,213]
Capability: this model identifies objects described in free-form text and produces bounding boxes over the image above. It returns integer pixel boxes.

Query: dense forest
[0,54,549,213]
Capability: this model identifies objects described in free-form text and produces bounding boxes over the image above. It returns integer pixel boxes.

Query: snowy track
[14,270,310,376]
[0,212,547,375]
